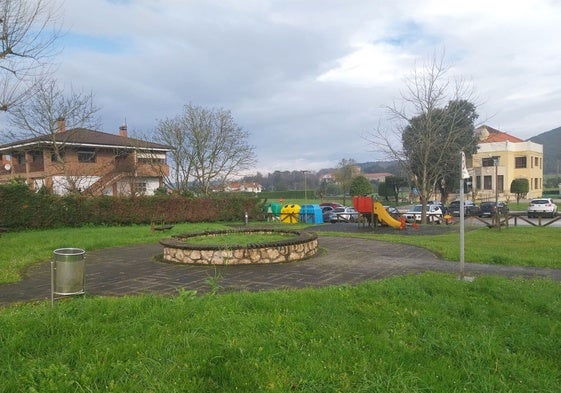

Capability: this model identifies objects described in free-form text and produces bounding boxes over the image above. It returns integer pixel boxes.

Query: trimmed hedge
[0,184,262,230]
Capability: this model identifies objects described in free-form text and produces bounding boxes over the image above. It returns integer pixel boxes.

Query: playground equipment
[352,196,403,229]
[373,201,402,229]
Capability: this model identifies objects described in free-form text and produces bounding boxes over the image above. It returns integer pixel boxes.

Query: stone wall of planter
[160,229,318,265]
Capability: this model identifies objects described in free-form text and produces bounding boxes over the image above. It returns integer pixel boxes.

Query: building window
[482,158,495,167]
[515,156,527,168]
[535,178,539,189]
[134,182,147,194]
[498,175,504,193]
[77,149,96,163]
[475,176,481,190]
[483,175,492,190]
[51,150,65,163]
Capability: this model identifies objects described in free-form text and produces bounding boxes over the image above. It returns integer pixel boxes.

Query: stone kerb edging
[160,229,319,265]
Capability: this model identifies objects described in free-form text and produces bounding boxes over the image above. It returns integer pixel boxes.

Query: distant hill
[529,126,561,174]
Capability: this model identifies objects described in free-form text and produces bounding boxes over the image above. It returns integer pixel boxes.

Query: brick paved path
[1,236,560,307]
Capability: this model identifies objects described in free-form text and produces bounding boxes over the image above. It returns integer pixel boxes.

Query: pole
[459,152,465,280]
[495,158,500,230]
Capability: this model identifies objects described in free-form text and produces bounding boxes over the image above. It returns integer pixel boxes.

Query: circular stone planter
[160,229,318,265]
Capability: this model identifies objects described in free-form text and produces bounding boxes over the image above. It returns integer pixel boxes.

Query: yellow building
[470,125,543,200]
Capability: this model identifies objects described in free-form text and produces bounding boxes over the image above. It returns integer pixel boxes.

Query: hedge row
[0,184,263,230]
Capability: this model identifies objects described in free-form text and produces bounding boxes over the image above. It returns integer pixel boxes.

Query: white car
[527,198,558,218]
[404,204,443,223]
[329,207,359,223]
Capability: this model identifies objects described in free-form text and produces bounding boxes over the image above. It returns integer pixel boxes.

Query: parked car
[321,206,335,222]
[320,202,343,209]
[480,201,509,217]
[428,200,447,215]
[329,207,359,223]
[448,200,481,217]
[527,198,558,218]
[403,204,443,223]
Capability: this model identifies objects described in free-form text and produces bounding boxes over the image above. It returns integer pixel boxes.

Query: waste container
[280,204,301,224]
[264,202,282,221]
[51,248,85,303]
[299,204,324,224]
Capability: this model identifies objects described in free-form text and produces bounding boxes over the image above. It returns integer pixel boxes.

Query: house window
[475,176,481,190]
[134,182,147,194]
[498,175,504,193]
[51,150,65,163]
[78,149,96,163]
[534,157,540,168]
[515,156,527,168]
[534,178,539,189]
[481,158,495,167]
[15,154,25,164]
[483,176,492,190]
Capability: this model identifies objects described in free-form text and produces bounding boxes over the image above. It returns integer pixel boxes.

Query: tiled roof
[476,125,525,143]
[0,128,172,151]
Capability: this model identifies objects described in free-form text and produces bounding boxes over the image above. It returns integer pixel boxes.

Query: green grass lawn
[328,226,561,269]
[1,223,560,391]
[1,223,560,284]
[1,274,559,392]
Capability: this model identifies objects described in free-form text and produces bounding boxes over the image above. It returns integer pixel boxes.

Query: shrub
[0,183,261,229]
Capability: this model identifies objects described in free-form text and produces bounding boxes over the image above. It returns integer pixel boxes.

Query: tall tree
[349,175,372,197]
[384,176,408,204]
[155,104,257,195]
[368,54,479,223]
[333,158,360,205]
[0,0,60,113]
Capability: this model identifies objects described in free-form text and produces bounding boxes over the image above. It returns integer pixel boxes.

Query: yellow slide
[373,201,402,229]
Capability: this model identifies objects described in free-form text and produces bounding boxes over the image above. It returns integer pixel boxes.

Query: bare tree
[155,104,257,195]
[8,78,100,194]
[9,78,100,138]
[367,54,479,223]
[0,0,61,112]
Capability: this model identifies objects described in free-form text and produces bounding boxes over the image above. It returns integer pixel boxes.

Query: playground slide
[373,201,402,229]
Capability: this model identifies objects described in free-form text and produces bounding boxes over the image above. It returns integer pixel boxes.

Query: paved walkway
[2,232,560,308]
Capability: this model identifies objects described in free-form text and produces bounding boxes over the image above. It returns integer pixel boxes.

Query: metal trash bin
[51,248,85,305]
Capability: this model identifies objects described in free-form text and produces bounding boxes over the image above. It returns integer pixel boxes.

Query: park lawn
[0,223,232,284]
[1,223,560,284]
[0,273,559,392]
[324,226,561,269]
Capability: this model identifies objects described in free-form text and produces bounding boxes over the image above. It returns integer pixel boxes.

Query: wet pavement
[1,223,560,308]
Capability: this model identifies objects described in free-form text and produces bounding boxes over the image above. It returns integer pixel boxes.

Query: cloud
[54,0,561,173]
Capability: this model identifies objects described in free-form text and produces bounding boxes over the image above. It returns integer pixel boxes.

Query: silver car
[329,207,359,223]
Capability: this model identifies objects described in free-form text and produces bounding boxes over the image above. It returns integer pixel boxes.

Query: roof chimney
[56,117,66,133]
[119,124,128,137]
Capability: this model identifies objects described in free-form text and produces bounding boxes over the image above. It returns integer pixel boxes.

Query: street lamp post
[302,170,310,223]
[492,156,500,230]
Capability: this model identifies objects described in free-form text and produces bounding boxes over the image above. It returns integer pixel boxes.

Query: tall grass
[1,274,559,392]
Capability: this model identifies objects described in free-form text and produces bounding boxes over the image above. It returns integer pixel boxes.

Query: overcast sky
[55,0,561,174]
